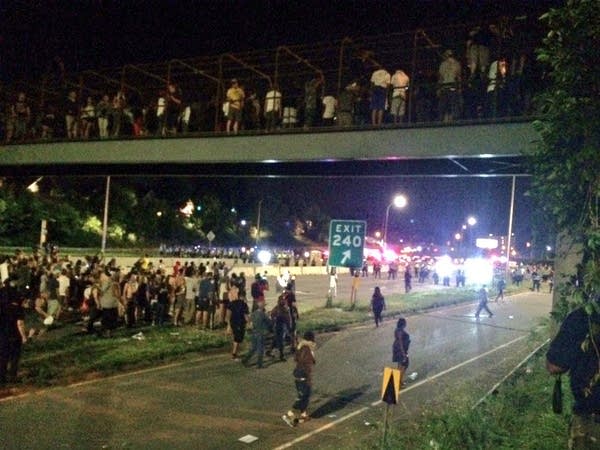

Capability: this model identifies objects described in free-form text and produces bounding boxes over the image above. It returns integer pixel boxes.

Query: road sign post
[380,367,401,448]
[207,230,215,248]
[328,220,367,268]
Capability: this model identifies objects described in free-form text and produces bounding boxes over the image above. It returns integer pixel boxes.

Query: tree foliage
[531,0,600,315]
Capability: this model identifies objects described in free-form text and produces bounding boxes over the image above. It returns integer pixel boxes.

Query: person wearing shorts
[226,79,245,134]
[195,272,214,329]
[370,68,390,125]
[226,293,249,360]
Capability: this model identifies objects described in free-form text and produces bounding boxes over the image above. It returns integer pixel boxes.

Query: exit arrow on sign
[340,250,351,265]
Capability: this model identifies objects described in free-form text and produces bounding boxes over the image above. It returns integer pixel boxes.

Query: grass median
[381,344,568,450]
[298,284,529,334]
[11,284,529,390]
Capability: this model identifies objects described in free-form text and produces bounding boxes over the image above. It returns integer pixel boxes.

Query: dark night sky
[1,0,560,79]
[1,0,554,248]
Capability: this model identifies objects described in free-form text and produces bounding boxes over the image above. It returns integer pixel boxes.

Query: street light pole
[255,199,263,248]
[101,176,111,254]
[383,203,393,247]
[505,176,516,279]
[382,194,408,248]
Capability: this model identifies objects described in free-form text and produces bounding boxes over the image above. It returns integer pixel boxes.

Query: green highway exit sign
[328,220,367,268]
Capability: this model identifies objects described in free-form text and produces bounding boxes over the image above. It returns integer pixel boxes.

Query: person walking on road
[475,285,493,319]
[404,266,412,293]
[282,330,317,427]
[494,278,506,302]
[226,288,249,360]
[270,294,292,361]
[0,277,28,385]
[242,299,271,369]
[392,317,410,383]
[371,286,386,327]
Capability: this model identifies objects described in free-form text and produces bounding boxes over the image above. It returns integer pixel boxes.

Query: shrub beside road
[382,348,567,450]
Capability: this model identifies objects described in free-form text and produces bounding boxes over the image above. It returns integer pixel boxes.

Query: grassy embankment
[13,284,527,388]
[382,346,570,450]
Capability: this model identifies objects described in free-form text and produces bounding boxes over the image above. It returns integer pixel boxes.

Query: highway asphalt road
[0,289,551,449]
[268,271,451,313]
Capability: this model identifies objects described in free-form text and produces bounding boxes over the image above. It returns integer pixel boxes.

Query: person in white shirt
[80,96,96,139]
[264,86,282,131]
[390,69,410,123]
[57,269,70,309]
[438,49,462,122]
[370,68,391,126]
[156,93,166,136]
[321,95,337,126]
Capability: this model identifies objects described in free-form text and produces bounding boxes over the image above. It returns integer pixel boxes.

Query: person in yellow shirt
[226,79,245,134]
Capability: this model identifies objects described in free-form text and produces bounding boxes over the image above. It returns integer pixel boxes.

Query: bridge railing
[1,14,544,144]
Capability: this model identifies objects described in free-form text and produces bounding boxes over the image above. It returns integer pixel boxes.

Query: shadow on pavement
[311,384,371,418]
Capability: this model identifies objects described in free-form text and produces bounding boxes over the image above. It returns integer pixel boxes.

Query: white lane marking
[0,353,226,403]
[272,407,370,450]
[272,334,527,450]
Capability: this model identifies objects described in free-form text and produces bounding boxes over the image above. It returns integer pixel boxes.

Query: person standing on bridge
[226,78,245,134]
[282,330,316,427]
[370,67,391,126]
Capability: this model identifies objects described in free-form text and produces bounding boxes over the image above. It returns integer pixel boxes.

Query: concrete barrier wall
[108,256,349,276]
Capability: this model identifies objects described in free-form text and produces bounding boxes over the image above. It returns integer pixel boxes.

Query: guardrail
[2,15,545,145]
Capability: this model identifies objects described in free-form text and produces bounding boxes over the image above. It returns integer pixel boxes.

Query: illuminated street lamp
[383,194,408,247]
[27,176,43,193]
[464,216,477,256]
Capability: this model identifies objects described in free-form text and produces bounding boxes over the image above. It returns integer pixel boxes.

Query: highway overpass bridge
[0,120,536,178]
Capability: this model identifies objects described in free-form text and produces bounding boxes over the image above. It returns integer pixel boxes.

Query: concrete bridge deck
[0,120,536,177]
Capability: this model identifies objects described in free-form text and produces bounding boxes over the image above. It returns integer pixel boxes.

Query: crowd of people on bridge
[0,18,540,144]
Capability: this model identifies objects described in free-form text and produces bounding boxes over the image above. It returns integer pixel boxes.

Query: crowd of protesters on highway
[0,247,304,383]
[0,244,552,384]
